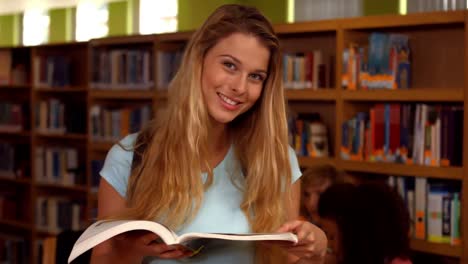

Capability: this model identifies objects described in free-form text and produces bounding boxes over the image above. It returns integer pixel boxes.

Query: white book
[68,220,298,263]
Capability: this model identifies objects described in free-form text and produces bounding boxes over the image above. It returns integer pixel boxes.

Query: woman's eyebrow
[219,54,267,74]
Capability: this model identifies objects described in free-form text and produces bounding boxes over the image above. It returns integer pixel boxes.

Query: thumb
[276,220,303,233]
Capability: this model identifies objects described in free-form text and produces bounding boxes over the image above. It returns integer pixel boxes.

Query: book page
[177,232,298,244]
[68,220,176,263]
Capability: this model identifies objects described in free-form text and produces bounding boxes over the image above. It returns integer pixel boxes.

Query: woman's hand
[92,230,192,264]
[276,220,328,264]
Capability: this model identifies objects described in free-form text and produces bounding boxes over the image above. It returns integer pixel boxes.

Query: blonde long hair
[120,4,292,261]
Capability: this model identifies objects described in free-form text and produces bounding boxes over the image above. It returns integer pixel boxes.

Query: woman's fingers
[112,230,195,260]
[158,249,191,259]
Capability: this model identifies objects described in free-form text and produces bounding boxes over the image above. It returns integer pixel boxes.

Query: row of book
[35,99,86,134]
[283,51,328,89]
[341,104,463,166]
[342,33,410,90]
[34,147,85,186]
[0,102,24,132]
[33,56,72,88]
[36,197,85,235]
[156,50,183,90]
[0,236,28,264]
[90,104,152,142]
[0,143,17,178]
[91,49,154,90]
[0,143,28,179]
[288,113,330,158]
[0,50,29,86]
[388,176,461,245]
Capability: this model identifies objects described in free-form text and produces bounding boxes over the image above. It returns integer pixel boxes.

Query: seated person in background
[299,164,347,223]
[318,182,412,264]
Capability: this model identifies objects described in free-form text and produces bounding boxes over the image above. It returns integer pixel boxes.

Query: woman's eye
[223,61,236,70]
[249,73,265,82]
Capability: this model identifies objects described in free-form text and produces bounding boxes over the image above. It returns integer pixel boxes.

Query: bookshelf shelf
[35,132,87,140]
[410,239,462,258]
[155,31,193,42]
[341,89,464,102]
[0,219,32,231]
[90,90,154,100]
[339,160,463,180]
[90,34,154,46]
[298,157,336,168]
[0,130,30,137]
[0,84,30,89]
[35,183,88,193]
[275,20,338,34]
[285,89,337,101]
[90,141,115,152]
[34,86,88,93]
[0,175,31,185]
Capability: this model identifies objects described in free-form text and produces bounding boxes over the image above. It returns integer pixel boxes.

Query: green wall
[0,14,21,46]
[243,0,287,24]
[178,0,237,31]
[177,0,288,31]
[363,0,399,15]
[49,7,74,43]
[108,0,131,36]
[0,0,403,46]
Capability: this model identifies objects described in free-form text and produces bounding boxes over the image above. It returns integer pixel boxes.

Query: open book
[68,219,298,263]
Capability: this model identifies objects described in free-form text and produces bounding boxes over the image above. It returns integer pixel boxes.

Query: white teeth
[219,93,239,106]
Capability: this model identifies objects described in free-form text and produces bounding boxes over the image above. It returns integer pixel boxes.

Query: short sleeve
[288,146,302,183]
[99,134,138,198]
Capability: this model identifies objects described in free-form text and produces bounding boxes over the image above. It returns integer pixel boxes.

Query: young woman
[92,4,327,264]
[318,183,412,264]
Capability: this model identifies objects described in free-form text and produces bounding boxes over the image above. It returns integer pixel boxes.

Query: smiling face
[201,32,270,125]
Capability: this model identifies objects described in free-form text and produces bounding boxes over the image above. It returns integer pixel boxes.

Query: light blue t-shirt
[100,133,302,264]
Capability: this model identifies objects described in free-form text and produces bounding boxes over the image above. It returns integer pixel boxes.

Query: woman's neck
[209,122,229,153]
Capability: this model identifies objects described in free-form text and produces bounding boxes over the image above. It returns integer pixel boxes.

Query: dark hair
[318,183,411,264]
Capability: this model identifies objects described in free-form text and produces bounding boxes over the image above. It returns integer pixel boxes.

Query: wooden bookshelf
[285,89,337,101]
[0,175,31,185]
[35,132,87,140]
[90,89,155,100]
[34,86,88,93]
[410,239,462,258]
[0,84,30,89]
[90,141,115,152]
[298,157,336,168]
[341,89,464,102]
[35,183,88,193]
[0,10,466,263]
[339,160,463,180]
[0,219,33,231]
[0,130,30,137]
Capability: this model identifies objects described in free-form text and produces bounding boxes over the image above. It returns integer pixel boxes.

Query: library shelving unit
[0,45,34,264]
[0,10,466,264]
[276,11,465,262]
[31,42,90,264]
[86,34,157,225]
[279,11,466,263]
